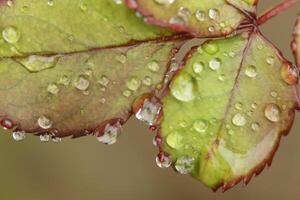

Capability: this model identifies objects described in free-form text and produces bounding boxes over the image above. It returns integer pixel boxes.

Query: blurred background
[0,0,299,199]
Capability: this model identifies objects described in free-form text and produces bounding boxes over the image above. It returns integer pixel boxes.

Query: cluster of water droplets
[153,0,226,33]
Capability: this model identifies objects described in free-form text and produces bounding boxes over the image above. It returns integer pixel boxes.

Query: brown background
[0,1,299,199]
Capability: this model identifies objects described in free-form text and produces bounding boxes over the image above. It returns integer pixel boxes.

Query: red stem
[257,0,300,25]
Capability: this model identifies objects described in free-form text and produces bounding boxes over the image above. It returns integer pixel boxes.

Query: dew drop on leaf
[166,132,183,149]
[245,65,257,78]
[193,120,208,133]
[265,103,281,122]
[209,58,221,70]
[170,73,196,102]
[232,113,247,127]
[2,26,21,44]
[38,116,53,129]
[175,156,195,174]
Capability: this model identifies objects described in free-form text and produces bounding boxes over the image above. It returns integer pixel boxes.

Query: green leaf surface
[0,38,183,137]
[0,0,185,137]
[160,31,299,191]
[0,0,172,57]
[125,0,256,37]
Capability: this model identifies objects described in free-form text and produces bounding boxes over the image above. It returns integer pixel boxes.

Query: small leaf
[125,0,256,37]
[0,0,187,137]
[0,38,183,137]
[292,14,300,68]
[159,31,299,191]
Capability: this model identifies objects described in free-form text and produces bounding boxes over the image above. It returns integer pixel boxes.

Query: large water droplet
[156,152,172,168]
[208,8,220,20]
[136,99,161,125]
[2,26,20,44]
[12,131,26,141]
[265,103,281,122]
[74,76,90,91]
[17,55,59,72]
[175,156,195,174]
[96,122,122,145]
[195,10,206,21]
[170,73,196,102]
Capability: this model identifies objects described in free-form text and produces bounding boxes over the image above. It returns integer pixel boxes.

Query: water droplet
[251,122,260,131]
[232,113,247,127]
[195,10,206,21]
[270,91,278,98]
[127,76,141,91]
[47,83,59,95]
[74,76,90,91]
[1,119,13,130]
[208,8,219,20]
[266,56,275,65]
[38,116,53,129]
[265,103,281,122]
[208,26,215,33]
[175,156,195,174]
[58,75,71,86]
[79,2,88,12]
[170,73,196,102]
[251,103,258,109]
[193,62,204,74]
[17,55,59,72]
[167,132,183,149]
[203,42,219,55]
[193,120,208,133]
[136,99,161,125]
[209,58,221,70]
[281,64,299,85]
[96,122,122,145]
[245,65,257,78]
[169,16,185,25]
[154,0,175,5]
[156,152,172,168]
[235,102,243,110]
[143,76,152,86]
[123,89,132,97]
[13,131,26,141]
[98,75,110,87]
[113,0,123,4]
[100,98,106,104]
[177,7,191,22]
[52,137,62,143]
[47,0,54,6]
[116,54,127,64]
[2,26,20,44]
[40,134,51,142]
[147,61,160,72]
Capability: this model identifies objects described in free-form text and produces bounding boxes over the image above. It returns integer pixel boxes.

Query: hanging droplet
[193,120,208,133]
[12,131,26,141]
[232,113,247,127]
[156,152,172,168]
[167,132,183,149]
[265,103,281,122]
[136,99,161,125]
[175,156,195,174]
[38,116,53,129]
[2,26,21,44]
[170,73,196,102]
[40,134,51,142]
[96,122,122,145]
[245,65,257,78]
[209,58,221,70]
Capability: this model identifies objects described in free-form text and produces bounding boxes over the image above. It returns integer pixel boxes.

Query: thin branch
[257,0,300,25]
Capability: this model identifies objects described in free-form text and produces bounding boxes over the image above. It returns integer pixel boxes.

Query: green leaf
[292,14,300,69]
[125,0,256,37]
[0,0,184,138]
[159,31,299,191]
[0,0,172,57]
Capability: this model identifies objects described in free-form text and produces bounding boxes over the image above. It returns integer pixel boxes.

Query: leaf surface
[0,0,184,138]
[125,0,256,37]
[159,31,299,191]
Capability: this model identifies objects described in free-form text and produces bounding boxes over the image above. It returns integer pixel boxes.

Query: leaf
[158,31,299,191]
[292,14,300,68]
[0,0,172,57]
[125,0,256,37]
[0,0,185,138]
